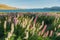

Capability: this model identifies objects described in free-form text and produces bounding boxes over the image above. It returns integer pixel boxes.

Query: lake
[0,9,60,12]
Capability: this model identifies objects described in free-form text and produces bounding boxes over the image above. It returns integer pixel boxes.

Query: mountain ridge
[0,4,60,11]
[0,4,17,10]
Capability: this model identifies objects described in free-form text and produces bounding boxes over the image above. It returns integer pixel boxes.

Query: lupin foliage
[0,14,60,40]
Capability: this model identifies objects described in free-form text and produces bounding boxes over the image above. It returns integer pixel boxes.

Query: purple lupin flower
[13,17,18,25]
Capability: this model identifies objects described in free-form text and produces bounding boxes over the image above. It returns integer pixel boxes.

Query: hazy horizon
[0,0,60,9]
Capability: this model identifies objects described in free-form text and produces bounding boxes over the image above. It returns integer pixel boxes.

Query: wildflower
[17,14,20,18]
[34,16,38,24]
[5,23,14,40]
[54,27,57,31]
[13,17,18,25]
[43,31,49,37]
[49,30,53,37]
[24,30,28,40]
[26,17,34,30]
[11,23,14,33]
[32,25,36,35]
[5,32,12,40]
[57,18,59,23]
[4,21,7,31]
[56,33,60,36]
[22,19,28,28]
[31,16,38,35]
[58,25,60,28]
[29,25,33,30]
[38,32,41,36]
[8,17,11,23]
[41,25,47,35]
[38,21,44,31]
[32,22,36,35]
[25,17,34,36]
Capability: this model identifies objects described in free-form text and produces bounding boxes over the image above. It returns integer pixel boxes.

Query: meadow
[0,12,60,40]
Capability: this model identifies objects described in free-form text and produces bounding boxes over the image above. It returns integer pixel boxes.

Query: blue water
[0,9,60,12]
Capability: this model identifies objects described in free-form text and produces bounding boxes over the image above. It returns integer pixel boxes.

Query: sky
[0,0,60,9]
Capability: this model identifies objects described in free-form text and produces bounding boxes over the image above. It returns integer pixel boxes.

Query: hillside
[0,4,17,10]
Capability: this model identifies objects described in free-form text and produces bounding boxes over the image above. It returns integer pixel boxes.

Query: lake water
[0,9,60,12]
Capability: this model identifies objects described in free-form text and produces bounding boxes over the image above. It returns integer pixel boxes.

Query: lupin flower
[33,15,38,24]
[22,18,28,28]
[23,17,34,39]
[8,17,11,22]
[5,23,14,40]
[58,24,60,28]
[38,32,41,36]
[41,25,47,35]
[14,17,18,25]
[32,22,36,35]
[26,17,34,30]
[56,17,59,23]
[43,31,49,37]
[24,31,28,40]
[38,21,44,32]
[31,16,38,35]
[49,30,53,37]
[11,23,14,33]
[4,21,7,31]
[17,14,20,18]
[54,27,57,31]
[23,17,34,38]
[5,32,12,40]
[56,33,60,36]
[32,25,36,35]
[29,25,33,30]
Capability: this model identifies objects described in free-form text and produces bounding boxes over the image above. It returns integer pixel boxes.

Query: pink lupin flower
[43,31,49,37]
[32,15,37,23]
[45,31,49,37]
[49,30,53,37]
[41,25,47,35]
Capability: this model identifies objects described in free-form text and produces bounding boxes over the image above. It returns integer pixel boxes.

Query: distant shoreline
[0,9,60,12]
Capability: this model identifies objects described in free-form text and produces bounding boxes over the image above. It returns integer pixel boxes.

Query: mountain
[43,6,60,11]
[0,4,17,10]
[0,4,60,12]
[51,6,60,9]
